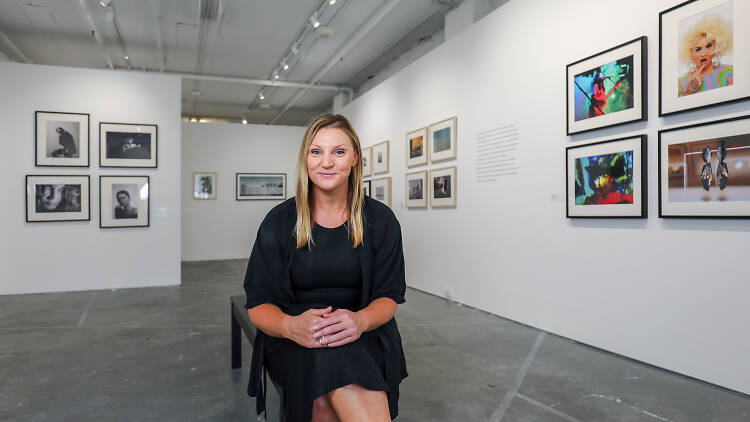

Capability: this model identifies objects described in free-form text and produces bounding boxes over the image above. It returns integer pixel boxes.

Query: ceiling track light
[258,92,265,100]
[329,0,336,4]
[290,44,298,55]
[281,61,288,70]
[242,118,247,125]
[309,14,320,28]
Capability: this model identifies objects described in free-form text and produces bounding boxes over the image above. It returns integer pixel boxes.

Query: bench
[230,295,286,422]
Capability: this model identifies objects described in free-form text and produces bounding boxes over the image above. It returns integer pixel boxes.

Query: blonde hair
[295,114,364,249]
[679,13,733,66]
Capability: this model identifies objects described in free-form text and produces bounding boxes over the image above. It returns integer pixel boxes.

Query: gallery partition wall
[341,0,750,395]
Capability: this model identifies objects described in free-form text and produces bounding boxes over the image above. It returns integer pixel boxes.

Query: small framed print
[566,36,647,135]
[566,135,647,218]
[371,177,391,207]
[100,122,157,168]
[406,127,428,167]
[100,176,149,228]
[236,173,286,200]
[363,180,371,197]
[194,172,217,200]
[35,111,89,167]
[660,0,750,116]
[429,117,457,163]
[372,141,390,175]
[406,170,427,208]
[26,175,90,222]
[430,166,457,208]
[362,146,372,177]
[659,114,750,218]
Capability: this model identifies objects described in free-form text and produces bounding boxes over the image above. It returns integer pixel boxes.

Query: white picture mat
[661,0,750,114]
[566,137,644,217]
[406,127,428,167]
[101,176,149,227]
[236,173,286,199]
[372,141,389,175]
[660,118,750,216]
[405,171,427,208]
[26,175,89,221]
[194,172,217,199]
[430,117,457,162]
[371,177,391,207]
[36,112,89,166]
[362,147,372,177]
[430,166,457,207]
[100,123,157,167]
[567,39,644,134]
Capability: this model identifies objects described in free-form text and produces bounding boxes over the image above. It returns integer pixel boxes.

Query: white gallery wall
[181,122,304,261]
[1,62,182,295]
[339,0,750,394]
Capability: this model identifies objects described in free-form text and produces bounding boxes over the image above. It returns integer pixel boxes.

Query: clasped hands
[284,306,366,349]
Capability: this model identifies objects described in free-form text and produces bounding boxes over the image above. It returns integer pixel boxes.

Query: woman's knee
[312,395,340,422]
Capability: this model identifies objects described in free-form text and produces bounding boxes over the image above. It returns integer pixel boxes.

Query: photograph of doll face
[677,1,734,97]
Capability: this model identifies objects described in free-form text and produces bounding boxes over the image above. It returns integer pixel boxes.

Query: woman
[243,114,407,422]
[678,13,733,97]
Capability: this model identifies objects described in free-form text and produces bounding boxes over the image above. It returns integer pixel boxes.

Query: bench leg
[231,304,241,369]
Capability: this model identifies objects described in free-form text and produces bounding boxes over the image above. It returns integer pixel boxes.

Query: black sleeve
[243,212,287,310]
[370,210,406,305]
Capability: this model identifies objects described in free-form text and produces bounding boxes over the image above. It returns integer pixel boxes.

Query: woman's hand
[313,309,366,347]
[282,306,332,348]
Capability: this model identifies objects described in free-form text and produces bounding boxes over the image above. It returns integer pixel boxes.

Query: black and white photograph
[362,146,372,177]
[430,166,457,207]
[371,176,391,207]
[100,176,150,228]
[100,122,158,168]
[193,172,217,200]
[363,180,371,197]
[26,175,90,222]
[35,111,89,167]
[236,173,286,200]
[406,170,427,208]
[372,140,389,175]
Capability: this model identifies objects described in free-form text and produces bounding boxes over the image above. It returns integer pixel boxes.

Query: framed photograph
[236,173,286,200]
[566,37,647,135]
[372,141,390,175]
[406,127,428,167]
[100,122,157,168]
[660,0,749,116]
[659,114,750,218]
[362,146,372,177]
[405,170,427,208]
[429,117,457,162]
[100,176,149,228]
[26,175,90,222]
[363,180,371,197]
[371,177,391,207]
[193,172,217,200]
[566,135,647,218]
[430,166,457,208]
[35,111,89,167]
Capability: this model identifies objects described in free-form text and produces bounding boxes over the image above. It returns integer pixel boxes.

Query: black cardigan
[242,196,408,416]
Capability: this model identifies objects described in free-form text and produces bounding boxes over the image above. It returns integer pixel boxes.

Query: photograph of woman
[677,2,734,97]
[243,114,407,422]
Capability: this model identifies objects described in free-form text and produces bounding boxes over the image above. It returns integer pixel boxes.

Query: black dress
[264,223,389,421]
[243,197,407,422]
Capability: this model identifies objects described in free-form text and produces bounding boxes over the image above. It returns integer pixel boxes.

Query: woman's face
[307,127,358,194]
[690,35,716,66]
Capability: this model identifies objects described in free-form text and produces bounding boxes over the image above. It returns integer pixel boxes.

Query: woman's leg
[326,384,391,422]
[311,395,341,422]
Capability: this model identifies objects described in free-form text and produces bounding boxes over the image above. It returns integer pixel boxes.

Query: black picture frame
[99,175,150,228]
[658,114,750,218]
[99,122,158,168]
[363,180,372,197]
[235,173,287,201]
[565,135,647,218]
[566,36,648,136]
[35,111,90,167]
[659,0,749,116]
[25,174,91,222]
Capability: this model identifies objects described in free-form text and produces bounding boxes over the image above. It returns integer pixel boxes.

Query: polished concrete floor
[1,259,748,421]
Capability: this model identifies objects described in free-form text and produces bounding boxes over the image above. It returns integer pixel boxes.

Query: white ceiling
[0,0,462,125]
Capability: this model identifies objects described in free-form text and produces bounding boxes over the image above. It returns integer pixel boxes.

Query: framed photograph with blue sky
[429,117,457,163]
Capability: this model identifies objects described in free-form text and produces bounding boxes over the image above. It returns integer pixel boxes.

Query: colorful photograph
[433,174,451,199]
[408,179,423,200]
[574,151,634,205]
[666,133,750,202]
[677,1,734,97]
[409,135,424,158]
[574,55,635,121]
[433,127,451,153]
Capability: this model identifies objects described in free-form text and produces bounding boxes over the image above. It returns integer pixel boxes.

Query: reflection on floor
[1,259,748,421]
